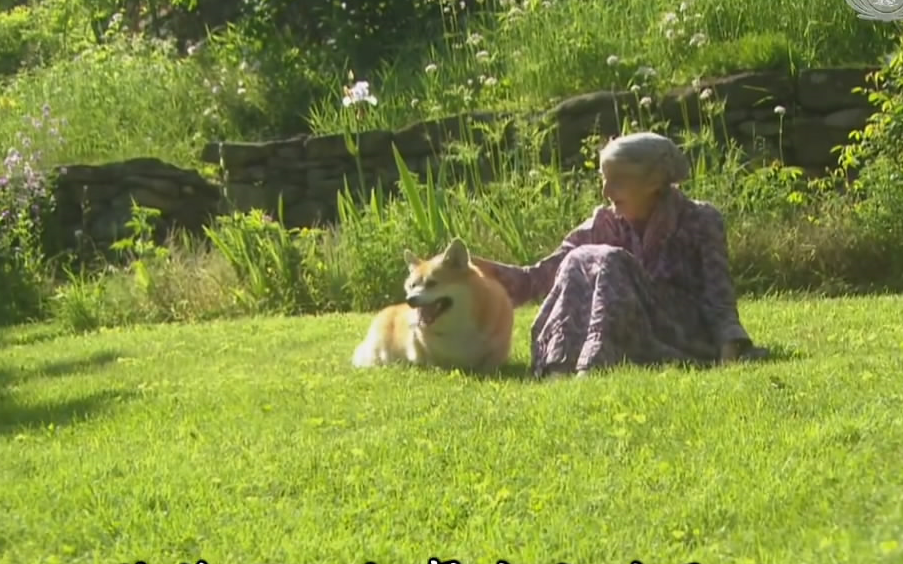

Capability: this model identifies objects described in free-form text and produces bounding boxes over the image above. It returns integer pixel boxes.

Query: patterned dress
[473,186,752,376]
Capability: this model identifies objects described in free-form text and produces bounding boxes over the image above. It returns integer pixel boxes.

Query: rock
[797,68,878,113]
[823,107,872,130]
[661,72,794,125]
[788,116,852,168]
[304,129,393,160]
[737,119,783,138]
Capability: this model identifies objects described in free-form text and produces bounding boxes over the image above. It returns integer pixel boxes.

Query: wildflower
[606,55,619,66]
[425,63,438,73]
[691,77,701,90]
[630,84,641,92]
[483,76,498,86]
[635,66,657,79]
[475,50,490,62]
[466,33,484,46]
[774,105,786,115]
[342,81,378,107]
[679,1,690,12]
[699,88,713,100]
[665,29,675,40]
[661,12,679,26]
[689,32,707,47]
[640,96,653,107]
[411,98,420,108]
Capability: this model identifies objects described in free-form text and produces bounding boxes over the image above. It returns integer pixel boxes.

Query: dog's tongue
[419,302,441,325]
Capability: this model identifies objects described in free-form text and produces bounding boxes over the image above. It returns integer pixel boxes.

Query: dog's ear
[442,238,470,269]
[403,249,421,270]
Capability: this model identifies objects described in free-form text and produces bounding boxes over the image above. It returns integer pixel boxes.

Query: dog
[351,238,514,371]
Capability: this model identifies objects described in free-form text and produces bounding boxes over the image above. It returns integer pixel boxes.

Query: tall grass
[307,0,897,134]
[0,0,898,167]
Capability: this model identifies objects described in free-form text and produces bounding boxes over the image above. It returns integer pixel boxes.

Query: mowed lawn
[1,296,902,564]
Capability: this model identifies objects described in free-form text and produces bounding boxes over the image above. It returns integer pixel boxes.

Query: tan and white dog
[351,238,514,371]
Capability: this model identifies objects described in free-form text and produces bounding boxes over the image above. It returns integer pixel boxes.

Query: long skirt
[530,244,719,376]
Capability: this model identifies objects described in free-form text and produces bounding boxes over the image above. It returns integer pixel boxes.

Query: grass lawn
[1,296,902,564]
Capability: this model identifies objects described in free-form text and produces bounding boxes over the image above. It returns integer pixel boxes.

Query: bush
[0,103,65,324]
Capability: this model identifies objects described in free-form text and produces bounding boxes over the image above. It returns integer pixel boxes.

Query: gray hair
[598,132,690,185]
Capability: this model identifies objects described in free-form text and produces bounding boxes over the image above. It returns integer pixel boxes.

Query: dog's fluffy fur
[351,238,514,371]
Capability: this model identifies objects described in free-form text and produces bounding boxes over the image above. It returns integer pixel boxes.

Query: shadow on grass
[0,388,138,436]
[473,341,802,382]
[0,350,122,388]
[0,350,131,436]
[0,324,67,348]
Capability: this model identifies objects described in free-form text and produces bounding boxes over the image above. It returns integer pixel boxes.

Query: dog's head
[402,238,474,326]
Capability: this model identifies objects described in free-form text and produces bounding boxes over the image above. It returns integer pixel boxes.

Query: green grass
[2,296,902,563]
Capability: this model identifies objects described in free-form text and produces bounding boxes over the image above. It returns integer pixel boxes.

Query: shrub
[0,103,65,324]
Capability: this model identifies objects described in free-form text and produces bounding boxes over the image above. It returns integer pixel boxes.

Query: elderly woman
[473,132,760,377]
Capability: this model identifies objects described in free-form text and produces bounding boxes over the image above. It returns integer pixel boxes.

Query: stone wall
[53,158,220,250]
[47,67,878,249]
[198,67,879,228]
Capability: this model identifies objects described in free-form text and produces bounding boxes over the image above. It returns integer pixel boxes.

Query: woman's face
[600,161,662,222]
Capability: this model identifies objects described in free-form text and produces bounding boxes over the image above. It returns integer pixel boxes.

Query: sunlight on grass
[1,296,902,563]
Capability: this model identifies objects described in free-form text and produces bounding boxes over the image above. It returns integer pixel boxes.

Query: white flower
[475,50,490,62]
[342,81,378,107]
[679,1,690,12]
[466,33,484,46]
[691,77,701,90]
[661,11,678,26]
[640,96,653,107]
[689,32,707,47]
[635,66,657,79]
[774,105,786,115]
[425,63,438,73]
[699,88,713,100]
[630,84,641,92]
[665,29,675,40]
[483,76,498,86]
[606,55,619,66]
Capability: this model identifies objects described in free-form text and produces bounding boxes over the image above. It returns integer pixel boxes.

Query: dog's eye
[424,279,436,288]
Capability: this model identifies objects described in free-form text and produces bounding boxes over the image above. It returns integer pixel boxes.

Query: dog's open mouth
[417,297,453,326]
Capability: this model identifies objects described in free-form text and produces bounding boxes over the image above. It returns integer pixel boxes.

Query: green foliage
[203,208,339,314]
[4,0,903,331]
[836,39,903,244]
[0,103,65,325]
